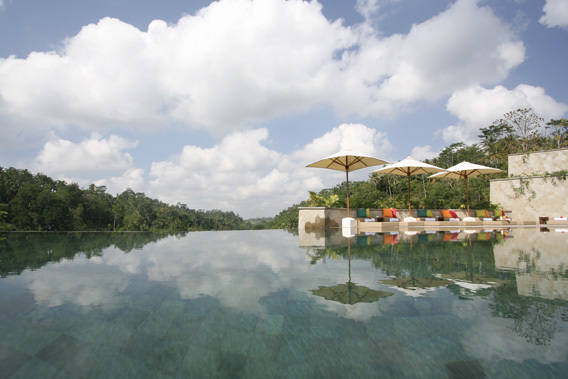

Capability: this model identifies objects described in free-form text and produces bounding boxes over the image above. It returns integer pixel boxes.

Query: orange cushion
[441,210,452,218]
[485,210,490,218]
[383,208,393,218]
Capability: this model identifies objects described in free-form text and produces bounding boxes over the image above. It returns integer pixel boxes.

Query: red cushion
[449,210,458,218]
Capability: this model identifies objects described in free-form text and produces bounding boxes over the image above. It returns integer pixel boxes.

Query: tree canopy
[0,168,250,231]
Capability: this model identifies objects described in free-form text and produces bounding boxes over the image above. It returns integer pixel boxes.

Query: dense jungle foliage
[0,170,250,231]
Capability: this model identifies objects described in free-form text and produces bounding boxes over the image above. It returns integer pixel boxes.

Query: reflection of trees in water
[515,247,568,280]
[489,284,568,346]
[306,236,508,288]
[306,235,568,346]
[0,232,177,277]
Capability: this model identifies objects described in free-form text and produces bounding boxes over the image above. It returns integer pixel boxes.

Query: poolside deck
[357,219,537,232]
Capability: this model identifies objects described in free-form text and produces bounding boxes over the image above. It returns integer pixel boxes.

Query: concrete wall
[490,148,568,223]
[298,207,352,229]
[491,177,568,222]
[508,149,568,176]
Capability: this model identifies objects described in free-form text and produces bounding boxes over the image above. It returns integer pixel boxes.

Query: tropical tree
[545,118,568,149]
[496,108,543,153]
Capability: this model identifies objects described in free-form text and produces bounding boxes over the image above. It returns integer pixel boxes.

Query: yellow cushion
[427,210,433,218]
[476,210,486,218]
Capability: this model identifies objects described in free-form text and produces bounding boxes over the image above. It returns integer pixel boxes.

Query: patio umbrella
[307,148,388,218]
[429,161,504,215]
[373,157,447,220]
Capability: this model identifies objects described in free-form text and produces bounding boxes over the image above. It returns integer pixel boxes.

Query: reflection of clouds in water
[20,255,128,309]
[143,231,316,314]
[16,230,395,320]
[92,249,144,275]
[311,296,394,322]
[454,297,568,364]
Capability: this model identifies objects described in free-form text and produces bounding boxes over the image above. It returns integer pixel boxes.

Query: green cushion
[475,210,486,218]
[417,209,427,217]
[357,208,367,218]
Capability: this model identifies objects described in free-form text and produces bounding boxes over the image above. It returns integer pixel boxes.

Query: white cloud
[355,0,380,20]
[540,0,568,28]
[441,84,568,144]
[340,0,526,117]
[33,133,138,178]
[410,145,438,161]
[0,0,526,139]
[93,167,145,196]
[148,123,392,218]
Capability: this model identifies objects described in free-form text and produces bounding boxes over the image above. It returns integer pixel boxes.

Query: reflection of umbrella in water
[379,241,451,291]
[307,148,388,218]
[311,237,394,305]
[439,232,505,290]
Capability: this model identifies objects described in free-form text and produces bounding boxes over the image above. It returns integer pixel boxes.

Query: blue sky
[0,0,567,218]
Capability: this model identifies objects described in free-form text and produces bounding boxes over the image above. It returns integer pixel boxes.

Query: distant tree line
[0,168,250,231]
[268,109,568,229]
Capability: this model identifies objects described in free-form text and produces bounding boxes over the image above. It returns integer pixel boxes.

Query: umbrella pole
[407,174,411,217]
[346,170,350,218]
[465,175,470,216]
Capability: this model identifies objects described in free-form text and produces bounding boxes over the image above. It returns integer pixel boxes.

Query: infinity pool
[0,229,567,377]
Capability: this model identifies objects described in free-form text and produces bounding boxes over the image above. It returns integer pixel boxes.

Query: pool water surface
[0,229,567,377]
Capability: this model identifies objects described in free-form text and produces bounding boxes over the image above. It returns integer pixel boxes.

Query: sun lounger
[492,209,511,221]
[380,208,399,222]
[417,209,440,222]
[441,210,461,221]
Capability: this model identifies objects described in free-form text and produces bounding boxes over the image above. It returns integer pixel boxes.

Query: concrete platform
[356,219,532,233]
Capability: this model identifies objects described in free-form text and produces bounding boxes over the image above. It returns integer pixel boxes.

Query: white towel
[364,218,376,222]
[449,218,460,221]
[389,218,399,222]
[554,217,567,221]
[424,218,436,221]
[483,218,492,221]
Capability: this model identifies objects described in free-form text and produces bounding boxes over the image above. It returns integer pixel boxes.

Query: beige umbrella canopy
[429,161,504,214]
[373,156,447,218]
[307,148,389,217]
